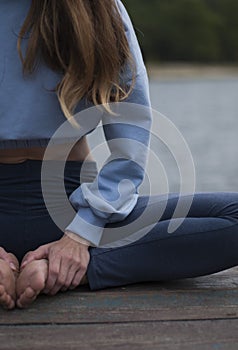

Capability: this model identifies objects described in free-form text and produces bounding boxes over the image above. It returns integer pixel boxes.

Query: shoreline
[146,63,238,80]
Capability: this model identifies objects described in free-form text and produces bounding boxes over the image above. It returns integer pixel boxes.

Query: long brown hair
[17,0,135,123]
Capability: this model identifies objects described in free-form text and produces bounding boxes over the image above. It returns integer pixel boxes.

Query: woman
[0,0,238,310]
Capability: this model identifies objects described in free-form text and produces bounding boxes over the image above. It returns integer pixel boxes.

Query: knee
[219,192,238,220]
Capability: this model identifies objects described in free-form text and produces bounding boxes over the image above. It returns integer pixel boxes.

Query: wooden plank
[156,267,238,290]
[0,320,238,350]
[0,287,238,324]
[0,267,237,324]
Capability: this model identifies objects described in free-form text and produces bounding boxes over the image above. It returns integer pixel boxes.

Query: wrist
[64,230,91,247]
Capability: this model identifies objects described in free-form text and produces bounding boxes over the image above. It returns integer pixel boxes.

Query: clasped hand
[21,234,90,295]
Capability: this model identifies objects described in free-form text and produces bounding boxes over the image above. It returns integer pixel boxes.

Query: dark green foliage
[123,0,238,63]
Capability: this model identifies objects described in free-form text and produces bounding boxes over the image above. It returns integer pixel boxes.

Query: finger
[63,264,79,290]
[57,270,88,292]
[70,263,88,289]
[60,253,89,293]
[48,259,76,295]
[69,255,89,290]
[20,251,33,267]
[70,268,87,290]
[44,255,62,293]
[21,245,49,268]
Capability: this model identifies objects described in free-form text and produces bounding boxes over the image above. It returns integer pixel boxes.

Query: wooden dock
[0,267,238,349]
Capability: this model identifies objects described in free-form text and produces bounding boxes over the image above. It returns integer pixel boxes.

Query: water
[87,76,238,195]
[149,77,238,193]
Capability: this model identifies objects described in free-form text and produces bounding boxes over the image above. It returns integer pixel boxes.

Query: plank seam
[1,317,238,327]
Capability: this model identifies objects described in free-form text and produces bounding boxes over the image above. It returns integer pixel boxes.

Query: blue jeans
[0,160,238,290]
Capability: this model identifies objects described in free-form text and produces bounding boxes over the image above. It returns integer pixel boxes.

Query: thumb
[21,245,49,269]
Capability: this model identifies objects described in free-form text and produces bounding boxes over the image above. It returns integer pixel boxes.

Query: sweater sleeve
[65,0,152,247]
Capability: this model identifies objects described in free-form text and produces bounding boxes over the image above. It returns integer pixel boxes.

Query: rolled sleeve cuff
[65,207,108,247]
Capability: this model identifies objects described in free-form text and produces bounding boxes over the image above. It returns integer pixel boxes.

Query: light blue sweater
[0,0,152,246]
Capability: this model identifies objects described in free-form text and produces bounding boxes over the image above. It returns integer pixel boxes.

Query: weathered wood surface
[1,320,238,350]
[0,267,237,349]
[0,287,238,324]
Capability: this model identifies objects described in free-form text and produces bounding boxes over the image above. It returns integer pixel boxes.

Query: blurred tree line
[123,0,238,63]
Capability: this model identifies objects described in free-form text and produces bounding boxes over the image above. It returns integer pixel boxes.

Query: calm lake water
[149,76,238,193]
[88,76,238,195]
